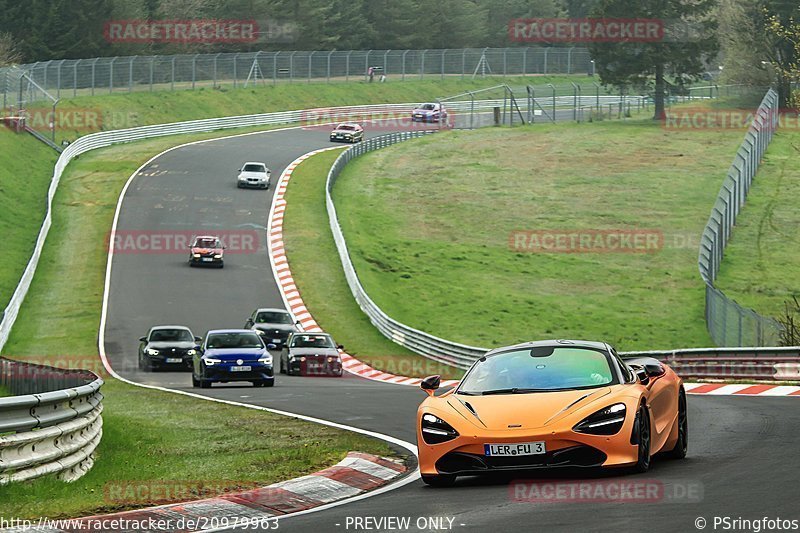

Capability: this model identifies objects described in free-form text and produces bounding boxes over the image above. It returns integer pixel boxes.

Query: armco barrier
[324,132,800,377]
[0,357,103,484]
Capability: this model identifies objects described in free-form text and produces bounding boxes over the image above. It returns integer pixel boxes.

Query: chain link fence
[699,88,783,346]
[0,47,593,108]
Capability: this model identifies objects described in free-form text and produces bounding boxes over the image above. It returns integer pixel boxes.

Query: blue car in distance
[192,329,275,388]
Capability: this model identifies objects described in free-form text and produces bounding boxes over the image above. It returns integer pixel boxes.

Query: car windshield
[193,238,219,248]
[338,125,355,130]
[291,335,335,349]
[256,311,293,324]
[206,333,264,349]
[243,164,265,172]
[420,104,436,110]
[457,346,616,395]
[150,329,193,342]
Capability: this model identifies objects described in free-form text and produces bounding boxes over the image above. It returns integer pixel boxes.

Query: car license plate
[166,358,182,363]
[271,339,281,343]
[230,365,252,372]
[484,442,546,456]
[202,258,213,262]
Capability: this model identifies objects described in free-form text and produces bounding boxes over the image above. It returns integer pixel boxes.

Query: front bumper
[147,354,193,370]
[330,134,358,143]
[417,413,639,476]
[287,358,343,376]
[238,179,269,189]
[189,255,223,266]
[199,363,274,383]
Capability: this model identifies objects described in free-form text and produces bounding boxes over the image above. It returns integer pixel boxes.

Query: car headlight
[299,356,306,362]
[573,403,627,435]
[187,349,197,356]
[146,348,159,356]
[258,354,272,365]
[193,253,200,258]
[421,413,459,445]
[214,254,222,259]
[204,357,222,366]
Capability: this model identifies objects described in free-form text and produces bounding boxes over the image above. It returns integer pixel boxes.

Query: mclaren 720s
[416,339,688,487]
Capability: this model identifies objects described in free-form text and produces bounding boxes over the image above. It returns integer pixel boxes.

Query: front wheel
[263,380,274,387]
[191,374,200,388]
[199,379,211,389]
[631,405,651,473]
[666,389,688,459]
[421,474,456,487]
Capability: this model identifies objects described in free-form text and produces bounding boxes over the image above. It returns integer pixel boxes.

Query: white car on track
[237,162,271,189]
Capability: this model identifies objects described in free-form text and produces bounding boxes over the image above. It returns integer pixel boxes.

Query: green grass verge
[0,128,391,520]
[0,128,58,314]
[714,130,800,318]
[27,75,593,145]
[282,151,464,380]
[332,120,746,351]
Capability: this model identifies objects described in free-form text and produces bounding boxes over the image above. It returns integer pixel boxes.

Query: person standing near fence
[368,66,374,83]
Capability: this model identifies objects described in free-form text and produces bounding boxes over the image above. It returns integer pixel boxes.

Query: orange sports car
[416,339,687,487]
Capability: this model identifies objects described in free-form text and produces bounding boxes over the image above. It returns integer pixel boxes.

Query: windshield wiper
[479,388,550,395]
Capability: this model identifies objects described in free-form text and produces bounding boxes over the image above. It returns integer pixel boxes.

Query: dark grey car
[138,325,202,371]
[245,308,301,349]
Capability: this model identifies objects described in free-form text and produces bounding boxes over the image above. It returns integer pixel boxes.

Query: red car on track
[278,332,344,376]
[188,235,225,268]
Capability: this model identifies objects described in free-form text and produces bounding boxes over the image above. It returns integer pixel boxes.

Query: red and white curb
[684,382,800,396]
[267,148,459,389]
[9,453,405,532]
[267,150,799,397]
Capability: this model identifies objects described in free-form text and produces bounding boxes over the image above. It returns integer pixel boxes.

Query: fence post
[420,49,427,80]
[547,83,556,120]
[129,56,135,92]
[346,51,352,82]
[327,51,333,82]
[73,61,78,98]
[233,53,240,87]
[440,49,445,79]
[522,48,527,76]
[308,51,315,83]
[365,50,372,81]
[461,49,466,80]
[170,56,175,91]
[402,50,409,81]
[192,54,198,89]
[543,48,548,75]
[385,49,391,78]
[110,57,117,93]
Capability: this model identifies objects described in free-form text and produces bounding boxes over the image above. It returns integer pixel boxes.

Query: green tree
[588,0,718,119]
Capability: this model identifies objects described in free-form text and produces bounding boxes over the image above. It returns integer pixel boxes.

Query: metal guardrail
[698,88,783,346]
[324,129,800,379]
[0,357,103,484]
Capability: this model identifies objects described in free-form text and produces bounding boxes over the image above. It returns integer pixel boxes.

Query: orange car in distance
[416,339,687,487]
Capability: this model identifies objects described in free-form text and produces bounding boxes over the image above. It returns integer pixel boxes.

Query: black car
[138,325,202,371]
[245,308,301,348]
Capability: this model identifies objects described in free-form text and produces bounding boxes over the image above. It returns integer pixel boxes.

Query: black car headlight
[421,413,459,445]
[573,403,626,435]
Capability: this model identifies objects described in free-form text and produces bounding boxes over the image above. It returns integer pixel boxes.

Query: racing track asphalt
[103,124,800,533]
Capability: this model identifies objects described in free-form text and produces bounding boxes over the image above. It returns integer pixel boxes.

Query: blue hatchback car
[192,329,275,388]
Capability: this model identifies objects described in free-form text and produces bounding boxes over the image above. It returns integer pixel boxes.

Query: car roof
[485,339,610,357]
[255,308,290,314]
[293,332,332,337]
[193,235,220,240]
[150,325,192,331]
[242,161,267,166]
[206,329,259,335]
[336,122,361,128]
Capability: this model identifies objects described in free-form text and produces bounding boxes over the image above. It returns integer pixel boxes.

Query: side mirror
[336,344,344,350]
[193,345,202,351]
[633,366,649,386]
[139,336,147,343]
[194,336,202,342]
[245,319,253,326]
[267,343,277,350]
[421,375,441,396]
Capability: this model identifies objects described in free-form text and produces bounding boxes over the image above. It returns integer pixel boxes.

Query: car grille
[435,446,607,474]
